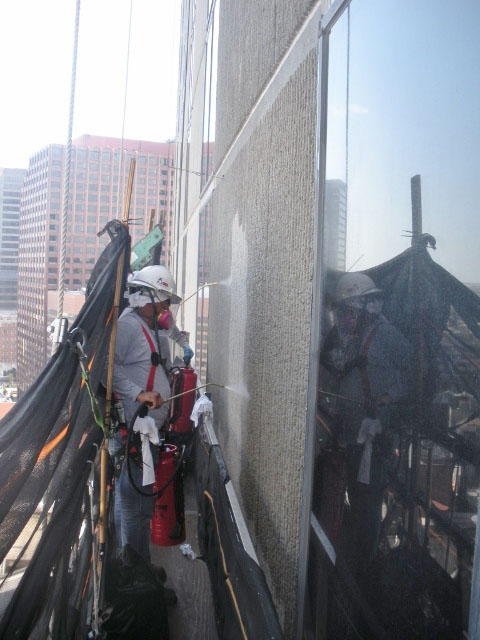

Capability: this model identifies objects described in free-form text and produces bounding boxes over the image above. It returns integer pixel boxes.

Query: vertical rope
[57,0,81,327]
[344,3,350,258]
[116,0,134,220]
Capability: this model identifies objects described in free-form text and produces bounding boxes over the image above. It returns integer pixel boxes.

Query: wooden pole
[411,174,422,240]
[408,174,424,540]
[98,158,135,553]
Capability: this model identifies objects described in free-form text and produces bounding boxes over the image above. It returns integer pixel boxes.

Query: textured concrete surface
[172,1,334,635]
[208,49,318,636]
[215,0,319,162]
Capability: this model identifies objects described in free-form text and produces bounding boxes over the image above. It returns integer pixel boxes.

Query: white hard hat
[128,265,182,304]
[335,272,383,304]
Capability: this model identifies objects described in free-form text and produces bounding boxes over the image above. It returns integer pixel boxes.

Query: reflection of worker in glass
[321,272,413,570]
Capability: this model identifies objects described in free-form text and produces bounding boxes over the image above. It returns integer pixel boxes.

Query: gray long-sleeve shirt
[334,316,413,444]
[112,308,172,428]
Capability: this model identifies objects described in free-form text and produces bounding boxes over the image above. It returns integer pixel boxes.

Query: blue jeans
[114,449,157,563]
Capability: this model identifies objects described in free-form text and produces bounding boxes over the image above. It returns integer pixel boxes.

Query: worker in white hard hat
[320,271,413,572]
[109,265,187,562]
[127,265,194,364]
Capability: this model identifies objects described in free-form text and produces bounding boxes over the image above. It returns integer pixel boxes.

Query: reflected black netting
[319,244,480,638]
[0,221,130,639]
[325,244,480,465]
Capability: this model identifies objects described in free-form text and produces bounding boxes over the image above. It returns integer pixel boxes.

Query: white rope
[344,3,350,259]
[116,0,134,220]
[55,0,81,351]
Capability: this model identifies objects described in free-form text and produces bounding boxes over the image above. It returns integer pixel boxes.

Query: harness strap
[359,323,380,410]
[119,325,158,454]
[141,325,157,392]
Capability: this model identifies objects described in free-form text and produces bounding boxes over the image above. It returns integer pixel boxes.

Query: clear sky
[325,0,480,284]
[0,0,180,169]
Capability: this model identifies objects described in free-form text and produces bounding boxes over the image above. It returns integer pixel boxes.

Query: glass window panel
[306,2,480,638]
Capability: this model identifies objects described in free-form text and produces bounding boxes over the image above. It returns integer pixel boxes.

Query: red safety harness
[141,325,158,393]
[119,323,159,453]
[359,323,380,410]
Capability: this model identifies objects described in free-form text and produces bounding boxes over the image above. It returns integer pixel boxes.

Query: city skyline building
[17,135,175,393]
[0,168,26,312]
[324,179,347,272]
[0,314,17,374]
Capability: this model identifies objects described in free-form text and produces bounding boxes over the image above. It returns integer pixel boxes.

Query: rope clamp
[67,328,88,365]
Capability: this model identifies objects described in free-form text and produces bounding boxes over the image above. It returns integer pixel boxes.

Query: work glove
[183,345,194,366]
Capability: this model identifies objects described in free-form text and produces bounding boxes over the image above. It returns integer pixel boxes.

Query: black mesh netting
[193,424,284,640]
[0,221,130,639]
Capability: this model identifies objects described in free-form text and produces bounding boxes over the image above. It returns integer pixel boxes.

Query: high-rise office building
[0,314,17,373]
[324,179,347,271]
[17,135,175,393]
[0,168,26,312]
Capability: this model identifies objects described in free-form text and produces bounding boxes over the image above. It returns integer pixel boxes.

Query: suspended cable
[344,3,350,263]
[116,0,134,220]
[55,0,81,351]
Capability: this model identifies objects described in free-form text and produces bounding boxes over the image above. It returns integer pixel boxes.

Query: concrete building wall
[215,0,317,161]
[209,52,318,632]
[174,1,330,634]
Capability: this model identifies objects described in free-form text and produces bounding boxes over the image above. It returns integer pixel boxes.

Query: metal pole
[164,382,224,404]
[181,282,218,306]
[296,16,331,637]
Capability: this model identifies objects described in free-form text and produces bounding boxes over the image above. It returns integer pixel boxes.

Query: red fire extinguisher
[168,366,198,433]
[151,444,186,547]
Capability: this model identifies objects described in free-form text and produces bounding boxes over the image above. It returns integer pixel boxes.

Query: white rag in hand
[133,416,160,486]
[356,417,382,484]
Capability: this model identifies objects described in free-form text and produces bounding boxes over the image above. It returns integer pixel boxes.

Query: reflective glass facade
[305,2,480,637]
